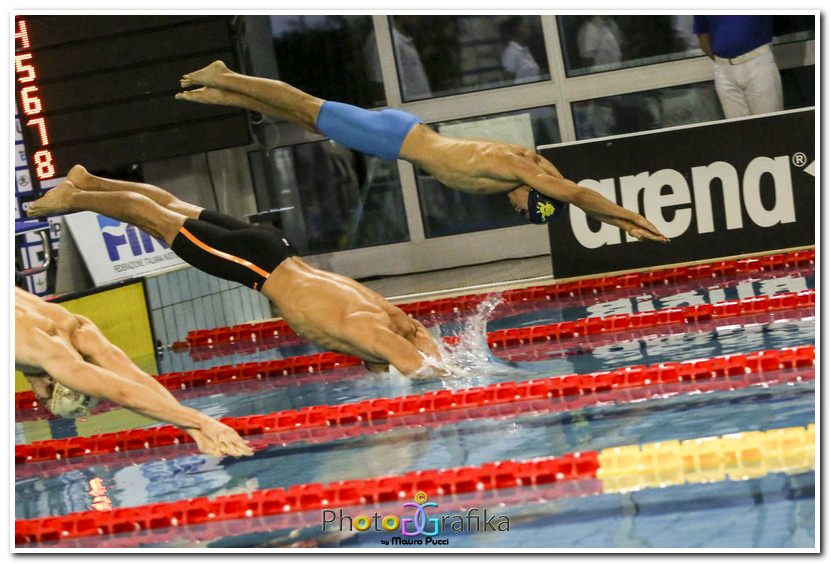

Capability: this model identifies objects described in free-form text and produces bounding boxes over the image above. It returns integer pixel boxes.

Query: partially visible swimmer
[15,287,253,458]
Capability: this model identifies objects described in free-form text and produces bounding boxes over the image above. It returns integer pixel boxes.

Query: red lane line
[495,307,814,363]
[16,365,813,480]
[14,288,816,416]
[183,249,815,348]
[15,345,815,465]
[15,302,814,424]
[29,478,604,549]
[15,449,601,545]
[14,365,371,423]
[184,261,816,360]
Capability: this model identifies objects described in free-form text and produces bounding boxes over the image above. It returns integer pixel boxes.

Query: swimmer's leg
[180,61,323,132]
[27,181,185,244]
[179,61,422,160]
[176,86,308,129]
[67,165,202,219]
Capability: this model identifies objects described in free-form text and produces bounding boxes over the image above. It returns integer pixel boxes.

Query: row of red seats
[15,451,599,544]
[15,345,814,465]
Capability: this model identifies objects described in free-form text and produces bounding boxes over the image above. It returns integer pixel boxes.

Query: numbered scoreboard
[12,15,251,194]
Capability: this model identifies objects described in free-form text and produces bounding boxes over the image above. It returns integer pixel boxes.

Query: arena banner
[539,109,815,278]
[62,211,184,286]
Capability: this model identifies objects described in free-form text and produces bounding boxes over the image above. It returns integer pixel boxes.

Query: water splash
[388,294,528,386]
[433,294,529,388]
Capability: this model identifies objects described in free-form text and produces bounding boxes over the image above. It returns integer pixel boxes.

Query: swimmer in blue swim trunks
[176,61,668,242]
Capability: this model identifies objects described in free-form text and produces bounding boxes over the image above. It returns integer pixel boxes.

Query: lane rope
[183,249,814,349]
[15,288,815,415]
[15,345,814,465]
[15,423,814,545]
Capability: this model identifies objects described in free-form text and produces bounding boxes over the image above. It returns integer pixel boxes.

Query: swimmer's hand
[364,361,390,374]
[404,363,452,382]
[605,215,670,243]
[197,417,254,457]
[185,428,224,457]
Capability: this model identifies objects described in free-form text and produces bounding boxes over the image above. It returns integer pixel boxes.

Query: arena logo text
[570,154,801,248]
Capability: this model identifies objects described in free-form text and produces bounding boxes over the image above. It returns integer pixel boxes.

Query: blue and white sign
[63,211,184,285]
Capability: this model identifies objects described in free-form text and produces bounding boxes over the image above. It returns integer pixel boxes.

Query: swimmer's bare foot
[66,164,93,189]
[175,86,235,107]
[27,180,80,217]
[180,60,231,88]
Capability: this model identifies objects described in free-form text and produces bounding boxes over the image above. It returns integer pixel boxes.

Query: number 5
[15,53,35,83]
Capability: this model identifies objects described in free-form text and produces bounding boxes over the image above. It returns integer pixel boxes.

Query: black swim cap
[527,190,566,224]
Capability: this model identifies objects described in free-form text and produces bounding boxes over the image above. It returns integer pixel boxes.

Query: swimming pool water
[15,270,817,549]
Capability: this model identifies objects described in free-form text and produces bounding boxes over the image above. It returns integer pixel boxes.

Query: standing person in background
[577,15,623,69]
[694,15,784,118]
[500,16,541,84]
[390,16,432,100]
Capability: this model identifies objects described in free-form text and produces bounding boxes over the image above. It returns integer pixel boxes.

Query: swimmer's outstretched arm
[70,316,252,456]
[513,160,669,243]
[37,336,252,456]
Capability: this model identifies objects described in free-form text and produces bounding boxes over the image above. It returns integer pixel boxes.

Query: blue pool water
[15,270,816,549]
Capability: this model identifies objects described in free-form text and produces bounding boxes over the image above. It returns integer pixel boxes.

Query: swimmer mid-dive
[15,287,253,457]
[175,61,669,242]
[27,166,445,380]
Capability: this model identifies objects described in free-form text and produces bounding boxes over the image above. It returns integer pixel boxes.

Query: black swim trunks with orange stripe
[170,210,297,291]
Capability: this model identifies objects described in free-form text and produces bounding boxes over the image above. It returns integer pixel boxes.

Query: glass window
[270,15,385,107]
[248,141,408,255]
[559,16,701,77]
[389,15,550,102]
[416,106,560,238]
[772,15,816,44]
[782,65,815,109]
[572,82,723,140]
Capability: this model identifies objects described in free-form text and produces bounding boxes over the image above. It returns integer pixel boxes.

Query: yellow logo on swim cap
[536,201,556,221]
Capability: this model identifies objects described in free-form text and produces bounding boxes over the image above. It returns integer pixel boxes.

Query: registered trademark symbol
[792,152,807,167]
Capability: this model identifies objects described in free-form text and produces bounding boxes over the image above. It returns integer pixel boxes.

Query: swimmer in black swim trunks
[28,165,445,380]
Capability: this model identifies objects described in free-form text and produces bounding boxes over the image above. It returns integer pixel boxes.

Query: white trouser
[713,44,784,119]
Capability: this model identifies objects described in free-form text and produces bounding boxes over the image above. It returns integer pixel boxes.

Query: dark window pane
[389,16,550,101]
[573,82,723,140]
[559,15,701,77]
[772,15,815,43]
[417,106,560,238]
[270,15,385,107]
[782,65,815,109]
[248,142,408,254]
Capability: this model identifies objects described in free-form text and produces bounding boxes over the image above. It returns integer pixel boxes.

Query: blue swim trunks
[315,101,422,161]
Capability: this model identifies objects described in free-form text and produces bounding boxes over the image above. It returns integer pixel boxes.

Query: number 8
[33,150,55,179]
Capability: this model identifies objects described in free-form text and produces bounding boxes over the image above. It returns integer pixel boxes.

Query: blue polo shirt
[693,16,774,58]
